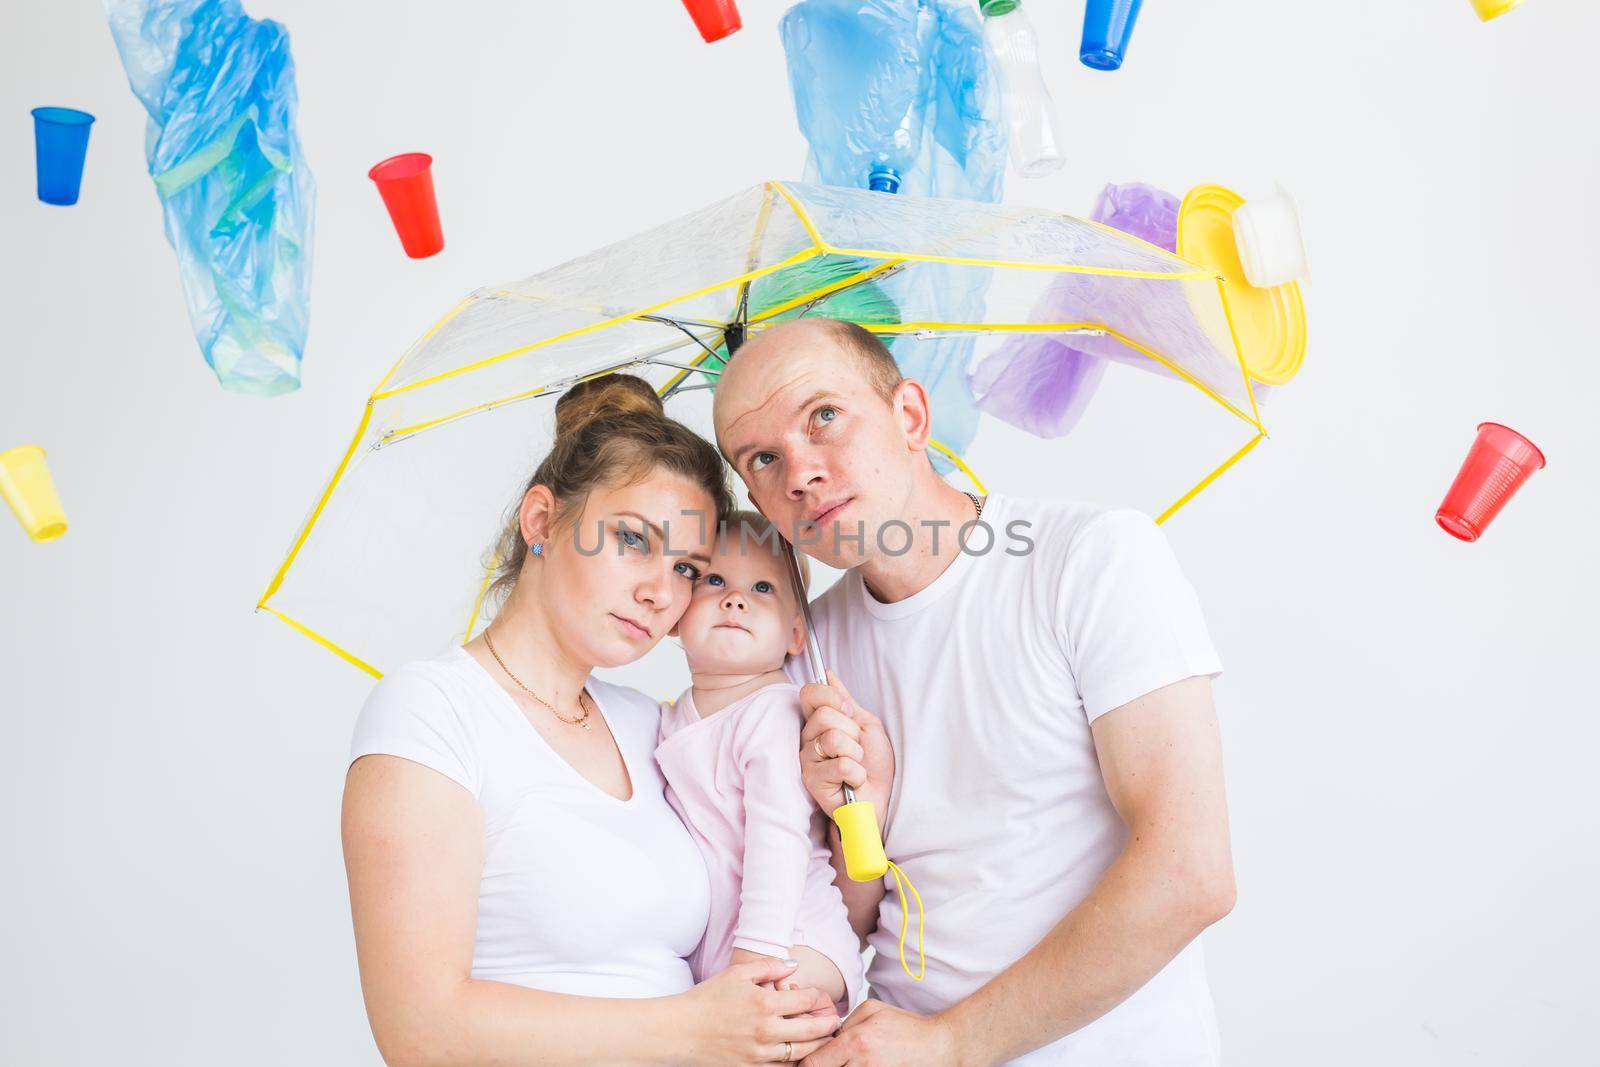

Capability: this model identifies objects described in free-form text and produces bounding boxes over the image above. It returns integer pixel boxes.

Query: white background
[3,1,1596,1063]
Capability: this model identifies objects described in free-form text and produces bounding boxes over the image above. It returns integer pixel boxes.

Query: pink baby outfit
[655,682,866,1013]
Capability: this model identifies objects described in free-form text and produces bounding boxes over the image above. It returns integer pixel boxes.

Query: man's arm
[826,822,887,948]
[938,675,1235,1064]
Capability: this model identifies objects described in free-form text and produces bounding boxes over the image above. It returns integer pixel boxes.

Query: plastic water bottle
[781,0,939,194]
[980,0,1065,178]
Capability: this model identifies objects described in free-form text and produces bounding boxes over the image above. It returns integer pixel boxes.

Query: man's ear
[518,484,558,547]
[892,376,934,452]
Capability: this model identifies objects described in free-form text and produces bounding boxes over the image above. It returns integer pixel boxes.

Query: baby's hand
[726,948,839,1025]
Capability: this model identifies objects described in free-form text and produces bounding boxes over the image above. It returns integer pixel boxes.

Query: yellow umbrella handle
[832,799,888,881]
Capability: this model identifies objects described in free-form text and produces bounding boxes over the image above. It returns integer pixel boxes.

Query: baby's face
[675,535,805,675]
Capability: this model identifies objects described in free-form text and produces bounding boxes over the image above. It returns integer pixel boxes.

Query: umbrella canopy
[257,180,1264,677]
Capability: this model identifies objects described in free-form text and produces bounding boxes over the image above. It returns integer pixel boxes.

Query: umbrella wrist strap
[886,860,925,981]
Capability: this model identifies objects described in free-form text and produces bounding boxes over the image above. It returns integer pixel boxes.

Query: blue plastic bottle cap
[868,164,902,194]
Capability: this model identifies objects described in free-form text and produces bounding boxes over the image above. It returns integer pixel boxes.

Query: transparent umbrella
[257,180,1263,678]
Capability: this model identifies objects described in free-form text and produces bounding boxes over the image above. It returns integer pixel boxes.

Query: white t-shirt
[349,646,712,999]
[791,495,1224,1066]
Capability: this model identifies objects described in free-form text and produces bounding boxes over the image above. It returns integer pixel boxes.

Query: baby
[655,511,865,1014]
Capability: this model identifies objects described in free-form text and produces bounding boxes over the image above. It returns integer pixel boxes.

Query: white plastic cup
[1232,186,1309,289]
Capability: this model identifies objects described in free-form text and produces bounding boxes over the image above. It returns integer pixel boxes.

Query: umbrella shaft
[785,540,858,808]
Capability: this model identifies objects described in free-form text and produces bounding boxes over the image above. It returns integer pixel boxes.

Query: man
[711,317,1236,1066]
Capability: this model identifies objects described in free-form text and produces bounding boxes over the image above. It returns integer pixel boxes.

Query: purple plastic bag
[970,181,1179,438]
[968,334,1107,438]
[1091,181,1179,251]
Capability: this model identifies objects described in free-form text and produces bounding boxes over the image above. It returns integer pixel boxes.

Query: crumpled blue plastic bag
[782,0,1003,468]
[106,0,315,396]
[781,0,936,193]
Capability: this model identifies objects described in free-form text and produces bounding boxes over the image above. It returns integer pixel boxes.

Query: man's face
[713,328,916,569]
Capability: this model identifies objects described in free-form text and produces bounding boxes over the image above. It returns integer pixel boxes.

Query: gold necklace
[482,628,591,730]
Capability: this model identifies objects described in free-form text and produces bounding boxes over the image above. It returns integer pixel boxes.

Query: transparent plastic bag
[106,0,315,396]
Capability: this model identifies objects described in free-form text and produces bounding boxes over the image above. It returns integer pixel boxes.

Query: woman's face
[538,471,716,669]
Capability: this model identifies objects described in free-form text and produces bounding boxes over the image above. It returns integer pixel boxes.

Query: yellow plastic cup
[1471,0,1523,21]
[0,445,69,543]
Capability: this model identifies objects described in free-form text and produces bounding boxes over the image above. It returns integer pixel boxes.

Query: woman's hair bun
[552,373,664,441]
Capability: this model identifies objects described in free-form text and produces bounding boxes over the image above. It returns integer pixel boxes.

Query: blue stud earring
[529,541,543,556]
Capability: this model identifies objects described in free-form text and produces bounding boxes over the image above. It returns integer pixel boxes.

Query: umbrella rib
[637,314,728,331]
[648,358,724,376]
[375,332,723,444]
[639,316,728,363]
[743,259,908,328]
[789,262,908,320]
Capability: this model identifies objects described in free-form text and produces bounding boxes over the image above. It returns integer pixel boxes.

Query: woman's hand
[673,956,840,1065]
[729,946,785,990]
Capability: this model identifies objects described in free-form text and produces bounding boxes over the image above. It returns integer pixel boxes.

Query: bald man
[711,318,1235,1067]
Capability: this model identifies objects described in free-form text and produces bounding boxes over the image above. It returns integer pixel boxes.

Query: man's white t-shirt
[349,646,712,998]
[794,494,1225,1066]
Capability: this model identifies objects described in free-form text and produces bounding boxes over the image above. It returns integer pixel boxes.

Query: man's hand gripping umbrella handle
[784,541,887,883]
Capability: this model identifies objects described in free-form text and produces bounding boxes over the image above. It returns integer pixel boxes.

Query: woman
[342,374,840,1066]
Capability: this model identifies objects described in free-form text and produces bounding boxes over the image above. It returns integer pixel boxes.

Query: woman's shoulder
[352,647,488,796]
[365,647,481,713]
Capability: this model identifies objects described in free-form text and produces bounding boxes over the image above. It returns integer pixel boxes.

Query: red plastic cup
[368,152,444,259]
[681,0,742,42]
[1435,422,1545,542]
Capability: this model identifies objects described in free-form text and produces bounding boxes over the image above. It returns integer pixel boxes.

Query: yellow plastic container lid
[1177,183,1307,386]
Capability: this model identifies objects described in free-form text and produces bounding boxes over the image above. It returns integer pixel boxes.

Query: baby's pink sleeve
[730,692,815,959]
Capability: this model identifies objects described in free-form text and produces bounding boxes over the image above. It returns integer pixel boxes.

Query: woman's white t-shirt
[349,646,712,998]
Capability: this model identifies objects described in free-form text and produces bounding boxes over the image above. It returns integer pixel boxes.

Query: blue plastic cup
[1081,0,1143,71]
[32,107,96,206]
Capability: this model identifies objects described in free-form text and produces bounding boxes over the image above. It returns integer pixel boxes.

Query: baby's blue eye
[704,573,725,587]
[817,406,837,424]
[753,580,775,594]
[750,452,777,472]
